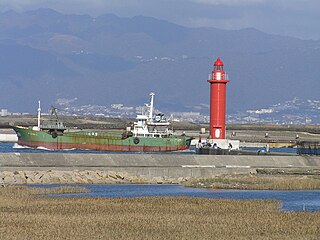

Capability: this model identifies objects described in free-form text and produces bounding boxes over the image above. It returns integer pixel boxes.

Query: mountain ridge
[0,8,319,114]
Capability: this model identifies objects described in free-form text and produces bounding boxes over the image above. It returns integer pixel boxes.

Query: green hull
[13,126,192,152]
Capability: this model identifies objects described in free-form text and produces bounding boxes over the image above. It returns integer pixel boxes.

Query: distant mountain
[0,8,320,114]
[229,98,320,124]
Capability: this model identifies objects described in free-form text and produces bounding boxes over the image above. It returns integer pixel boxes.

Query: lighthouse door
[215,129,221,138]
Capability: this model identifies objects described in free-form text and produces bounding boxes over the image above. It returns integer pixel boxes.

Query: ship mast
[149,92,155,120]
[37,100,41,129]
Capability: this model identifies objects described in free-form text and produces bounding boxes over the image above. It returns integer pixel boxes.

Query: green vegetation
[185,175,320,190]
[0,186,320,239]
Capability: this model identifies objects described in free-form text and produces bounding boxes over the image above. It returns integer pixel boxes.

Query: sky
[0,0,320,40]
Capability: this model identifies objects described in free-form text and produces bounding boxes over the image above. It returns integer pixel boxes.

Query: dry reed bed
[0,186,319,239]
[185,175,320,190]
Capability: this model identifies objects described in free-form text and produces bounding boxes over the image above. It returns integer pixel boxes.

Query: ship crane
[40,106,66,138]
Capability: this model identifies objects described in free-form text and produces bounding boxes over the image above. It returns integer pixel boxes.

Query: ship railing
[134,132,170,138]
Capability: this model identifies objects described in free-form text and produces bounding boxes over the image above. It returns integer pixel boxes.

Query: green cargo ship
[13,93,192,152]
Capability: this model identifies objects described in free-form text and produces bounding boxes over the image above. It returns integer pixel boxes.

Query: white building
[0,109,9,117]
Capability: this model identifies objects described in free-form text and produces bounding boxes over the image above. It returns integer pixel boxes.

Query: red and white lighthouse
[208,57,229,139]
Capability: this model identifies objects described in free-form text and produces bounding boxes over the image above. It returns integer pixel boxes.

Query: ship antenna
[37,100,41,129]
[149,92,155,119]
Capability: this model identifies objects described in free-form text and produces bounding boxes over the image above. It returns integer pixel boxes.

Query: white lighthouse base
[205,139,240,150]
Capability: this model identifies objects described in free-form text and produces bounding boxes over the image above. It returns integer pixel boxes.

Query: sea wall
[0,134,18,142]
[1,153,320,185]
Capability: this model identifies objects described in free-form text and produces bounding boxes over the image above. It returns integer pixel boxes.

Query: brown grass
[0,186,319,239]
[185,175,320,190]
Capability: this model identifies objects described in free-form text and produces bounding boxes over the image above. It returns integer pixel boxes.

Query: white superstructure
[132,92,173,138]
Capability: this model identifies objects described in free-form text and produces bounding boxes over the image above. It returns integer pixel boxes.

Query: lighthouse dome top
[214,57,224,67]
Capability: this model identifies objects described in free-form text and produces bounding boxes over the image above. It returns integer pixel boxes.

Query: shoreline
[2,169,320,191]
[184,174,320,190]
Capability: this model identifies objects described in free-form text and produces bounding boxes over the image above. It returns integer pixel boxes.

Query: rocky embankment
[1,153,320,186]
[0,170,186,186]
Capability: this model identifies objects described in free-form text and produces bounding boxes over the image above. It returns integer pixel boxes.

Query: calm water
[31,184,320,212]
[0,142,296,154]
[241,147,297,154]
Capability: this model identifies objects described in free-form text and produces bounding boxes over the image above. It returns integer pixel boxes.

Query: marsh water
[31,184,320,212]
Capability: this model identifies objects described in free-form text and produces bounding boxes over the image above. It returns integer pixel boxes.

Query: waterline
[32,184,320,212]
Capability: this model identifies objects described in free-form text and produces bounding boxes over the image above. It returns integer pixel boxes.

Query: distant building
[0,109,10,117]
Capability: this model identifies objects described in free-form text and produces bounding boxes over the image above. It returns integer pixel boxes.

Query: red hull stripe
[18,140,189,152]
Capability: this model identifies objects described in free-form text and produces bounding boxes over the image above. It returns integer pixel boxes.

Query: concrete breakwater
[0,134,18,142]
[1,153,320,185]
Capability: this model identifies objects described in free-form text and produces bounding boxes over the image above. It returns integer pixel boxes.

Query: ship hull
[13,126,191,152]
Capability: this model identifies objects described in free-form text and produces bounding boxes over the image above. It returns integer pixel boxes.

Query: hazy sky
[1,0,319,40]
